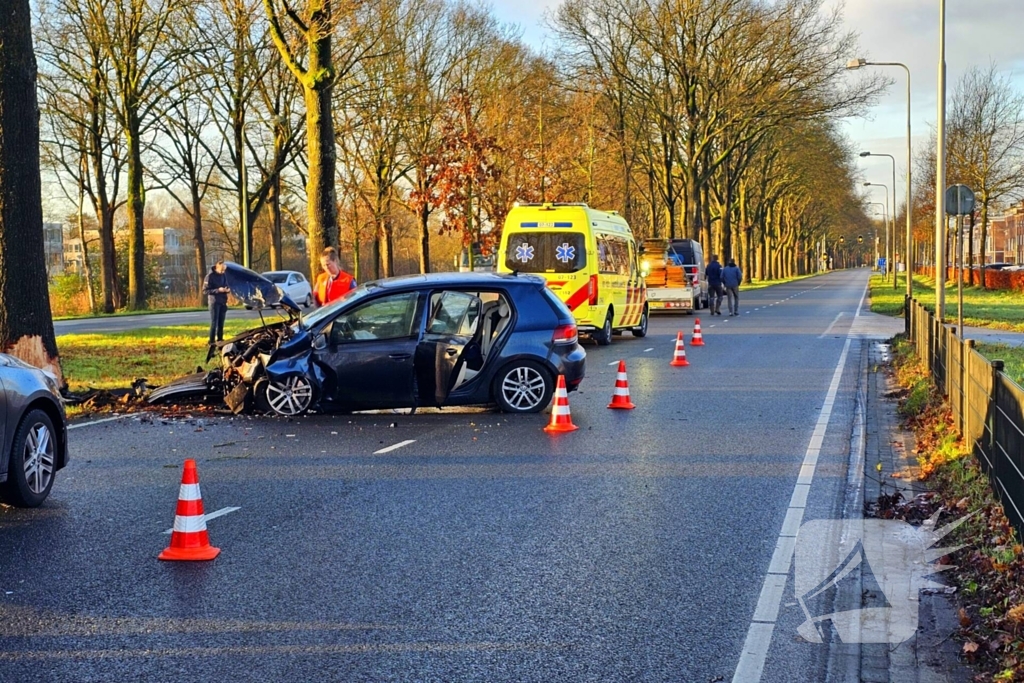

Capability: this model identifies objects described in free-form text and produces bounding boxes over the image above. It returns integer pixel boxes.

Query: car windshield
[504,232,587,274]
[263,273,288,283]
[299,283,375,329]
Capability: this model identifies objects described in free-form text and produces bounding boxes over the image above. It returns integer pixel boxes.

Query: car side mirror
[313,332,328,351]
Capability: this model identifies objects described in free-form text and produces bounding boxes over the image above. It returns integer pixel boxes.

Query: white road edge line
[373,439,416,455]
[644,348,654,353]
[163,506,240,534]
[68,414,128,430]
[731,279,868,682]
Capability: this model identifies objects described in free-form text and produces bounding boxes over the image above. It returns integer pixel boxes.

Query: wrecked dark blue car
[150,267,586,416]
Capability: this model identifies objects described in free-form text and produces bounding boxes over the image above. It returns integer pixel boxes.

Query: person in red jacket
[313,247,357,306]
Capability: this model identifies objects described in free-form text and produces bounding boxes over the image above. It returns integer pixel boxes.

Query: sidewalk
[855,340,972,683]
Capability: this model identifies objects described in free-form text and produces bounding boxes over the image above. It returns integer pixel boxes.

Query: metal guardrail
[907,298,1024,536]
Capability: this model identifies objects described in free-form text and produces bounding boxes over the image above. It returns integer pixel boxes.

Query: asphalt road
[4,270,884,682]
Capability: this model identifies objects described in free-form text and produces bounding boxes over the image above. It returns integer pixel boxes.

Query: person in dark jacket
[202,260,230,344]
[722,258,743,316]
[705,254,724,315]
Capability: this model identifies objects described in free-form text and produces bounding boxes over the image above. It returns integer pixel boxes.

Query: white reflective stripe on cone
[614,388,629,396]
[617,373,628,381]
[177,483,202,501]
[173,515,209,533]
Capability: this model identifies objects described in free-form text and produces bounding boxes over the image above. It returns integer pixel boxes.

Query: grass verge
[871,274,1024,331]
[59,319,254,393]
[890,337,1024,681]
[975,344,1024,387]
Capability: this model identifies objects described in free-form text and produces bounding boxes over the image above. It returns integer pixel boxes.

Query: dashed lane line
[373,439,416,455]
[68,415,129,430]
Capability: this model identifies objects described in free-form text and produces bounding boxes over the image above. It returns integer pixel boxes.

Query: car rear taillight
[588,274,599,305]
[552,323,578,345]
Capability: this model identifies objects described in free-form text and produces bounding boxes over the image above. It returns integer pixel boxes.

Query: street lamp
[860,152,898,289]
[847,58,914,304]
[865,182,891,278]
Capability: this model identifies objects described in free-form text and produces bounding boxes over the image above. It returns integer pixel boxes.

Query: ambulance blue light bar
[519,222,573,228]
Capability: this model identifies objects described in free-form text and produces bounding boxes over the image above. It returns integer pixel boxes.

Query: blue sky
[487,0,1024,213]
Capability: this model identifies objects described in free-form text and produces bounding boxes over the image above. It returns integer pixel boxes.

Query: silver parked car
[0,354,68,507]
[261,270,314,308]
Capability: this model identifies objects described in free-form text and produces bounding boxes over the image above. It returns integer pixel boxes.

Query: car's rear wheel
[259,375,315,416]
[593,310,613,346]
[1,409,57,508]
[632,306,649,337]
[494,361,554,413]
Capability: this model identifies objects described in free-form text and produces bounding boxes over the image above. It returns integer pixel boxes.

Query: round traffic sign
[944,184,975,216]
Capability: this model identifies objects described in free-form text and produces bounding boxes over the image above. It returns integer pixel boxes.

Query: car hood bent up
[222,262,301,313]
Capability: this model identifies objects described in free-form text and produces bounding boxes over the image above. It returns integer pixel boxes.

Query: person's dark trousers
[208,301,228,343]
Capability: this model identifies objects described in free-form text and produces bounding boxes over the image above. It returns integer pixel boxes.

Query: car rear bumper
[555,344,586,391]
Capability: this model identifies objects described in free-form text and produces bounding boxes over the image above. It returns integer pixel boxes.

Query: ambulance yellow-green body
[497,203,648,345]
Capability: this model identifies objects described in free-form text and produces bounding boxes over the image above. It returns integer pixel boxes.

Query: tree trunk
[721,180,734,263]
[268,172,283,271]
[303,78,338,280]
[125,114,146,310]
[77,152,96,313]
[0,0,62,380]
[191,185,206,307]
[418,203,430,274]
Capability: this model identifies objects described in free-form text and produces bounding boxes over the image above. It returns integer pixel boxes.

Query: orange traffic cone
[159,459,221,561]
[608,360,636,410]
[691,318,705,346]
[670,331,690,367]
[544,375,579,433]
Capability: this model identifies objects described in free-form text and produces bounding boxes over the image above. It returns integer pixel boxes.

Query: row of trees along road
[909,64,1024,288]
[9,0,885,365]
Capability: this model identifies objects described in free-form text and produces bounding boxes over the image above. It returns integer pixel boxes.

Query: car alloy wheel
[497,362,553,413]
[1,409,57,507]
[263,375,314,416]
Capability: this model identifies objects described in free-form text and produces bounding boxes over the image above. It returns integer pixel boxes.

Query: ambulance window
[504,232,586,273]
[597,236,630,276]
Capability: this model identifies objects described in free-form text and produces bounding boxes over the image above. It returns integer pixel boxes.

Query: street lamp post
[860,152,899,289]
[847,59,913,305]
[865,182,891,277]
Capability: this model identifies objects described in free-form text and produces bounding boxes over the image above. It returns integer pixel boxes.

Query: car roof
[373,272,545,290]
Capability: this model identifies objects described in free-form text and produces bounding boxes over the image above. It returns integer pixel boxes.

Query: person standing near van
[705,254,724,315]
[722,258,742,316]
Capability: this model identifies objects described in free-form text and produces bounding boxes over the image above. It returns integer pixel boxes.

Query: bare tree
[947,64,1024,286]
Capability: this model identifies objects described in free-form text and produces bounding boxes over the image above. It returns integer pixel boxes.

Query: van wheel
[632,307,649,337]
[593,310,613,346]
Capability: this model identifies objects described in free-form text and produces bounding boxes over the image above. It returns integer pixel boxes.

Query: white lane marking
[732,337,853,683]
[644,348,654,353]
[68,415,128,430]
[608,361,620,366]
[709,325,716,328]
[163,506,240,534]
[373,439,416,454]
[819,312,845,339]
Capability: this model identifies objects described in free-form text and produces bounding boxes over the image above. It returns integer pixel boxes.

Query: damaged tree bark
[0,0,62,381]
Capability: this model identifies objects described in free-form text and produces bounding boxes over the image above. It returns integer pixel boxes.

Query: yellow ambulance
[497,203,648,344]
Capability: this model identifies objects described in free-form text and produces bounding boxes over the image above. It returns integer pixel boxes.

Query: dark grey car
[0,354,68,507]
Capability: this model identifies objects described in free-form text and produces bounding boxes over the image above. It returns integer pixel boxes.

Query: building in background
[43,223,64,276]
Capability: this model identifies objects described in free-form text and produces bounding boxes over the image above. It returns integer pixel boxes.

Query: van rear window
[504,232,587,273]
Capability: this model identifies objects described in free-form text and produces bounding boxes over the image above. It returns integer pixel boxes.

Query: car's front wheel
[1,409,58,508]
[494,360,554,413]
[258,375,315,416]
